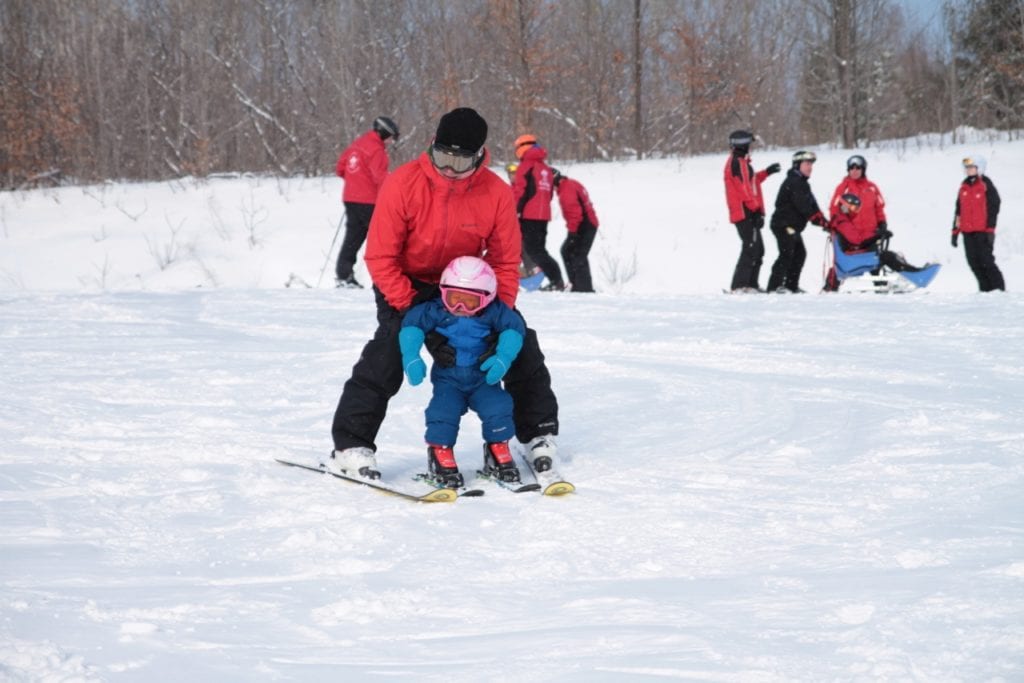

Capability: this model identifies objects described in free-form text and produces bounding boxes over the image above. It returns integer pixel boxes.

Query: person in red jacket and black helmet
[829,154,887,247]
[334,116,399,288]
[953,155,1004,291]
[329,107,560,480]
[767,150,828,293]
[723,130,781,292]
[512,134,563,291]
[551,169,599,293]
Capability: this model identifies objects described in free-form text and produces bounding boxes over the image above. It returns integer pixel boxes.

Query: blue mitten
[398,326,427,386]
[479,329,524,384]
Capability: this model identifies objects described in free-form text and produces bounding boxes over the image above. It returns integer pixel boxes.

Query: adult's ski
[275,458,481,502]
[517,451,576,496]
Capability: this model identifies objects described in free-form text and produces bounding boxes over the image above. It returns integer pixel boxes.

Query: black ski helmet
[373,116,399,140]
[839,192,862,214]
[846,154,867,173]
[729,130,754,152]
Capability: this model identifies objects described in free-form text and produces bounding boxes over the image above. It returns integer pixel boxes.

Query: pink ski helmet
[439,256,497,315]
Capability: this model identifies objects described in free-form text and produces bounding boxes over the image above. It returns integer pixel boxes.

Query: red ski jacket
[512,146,554,221]
[723,152,768,223]
[829,210,875,249]
[364,150,522,311]
[954,175,1000,234]
[336,130,390,204]
[829,175,887,238]
[555,177,599,233]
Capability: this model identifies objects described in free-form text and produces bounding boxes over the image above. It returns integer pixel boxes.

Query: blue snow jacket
[402,299,525,368]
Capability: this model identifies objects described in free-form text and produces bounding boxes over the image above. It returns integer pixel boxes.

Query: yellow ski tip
[542,481,575,496]
[420,488,459,502]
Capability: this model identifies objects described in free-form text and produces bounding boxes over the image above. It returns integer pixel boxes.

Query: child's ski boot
[482,441,521,483]
[427,444,464,488]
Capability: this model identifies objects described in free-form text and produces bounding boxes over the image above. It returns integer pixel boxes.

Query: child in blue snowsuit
[398,257,526,486]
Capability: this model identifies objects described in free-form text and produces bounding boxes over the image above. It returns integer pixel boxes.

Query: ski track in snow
[1,289,1022,681]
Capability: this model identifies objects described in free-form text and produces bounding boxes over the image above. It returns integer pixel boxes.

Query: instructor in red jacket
[723,130,780,292]
[512,135,563,291]
[553,169,599,292]
[953,155,1004,291]
[334,116,398,288]
[329,107,560,480]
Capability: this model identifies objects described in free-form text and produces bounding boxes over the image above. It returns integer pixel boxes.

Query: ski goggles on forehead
[441,285,487,314]
[962,157,977,167]
[429,143,481,173]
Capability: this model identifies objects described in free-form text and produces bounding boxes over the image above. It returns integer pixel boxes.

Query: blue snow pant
[424,365,516,447]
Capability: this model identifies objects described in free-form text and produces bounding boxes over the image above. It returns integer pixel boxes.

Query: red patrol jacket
[336,130,390,204]
[512,146,554,221]
[723,152,768,223]
[954,175,1000,234]
[364,150,522,311]
[829,211,874,249]
[829,176,887,238]
[555,177,599,233]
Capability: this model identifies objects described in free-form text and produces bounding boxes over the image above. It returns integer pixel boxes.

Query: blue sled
[897,263,940,288]
[520,270,546,291]
[832,237,940,290]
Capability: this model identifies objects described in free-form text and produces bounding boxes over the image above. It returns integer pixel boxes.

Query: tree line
[2,0,1022,189]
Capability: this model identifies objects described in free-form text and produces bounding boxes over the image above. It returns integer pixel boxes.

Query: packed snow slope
[1,133,1022,680]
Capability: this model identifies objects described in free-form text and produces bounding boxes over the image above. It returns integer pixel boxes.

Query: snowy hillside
[1,135,1023,681]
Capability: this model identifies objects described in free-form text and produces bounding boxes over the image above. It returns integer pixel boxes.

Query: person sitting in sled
[399,256,526,488]
[822,192,930,291]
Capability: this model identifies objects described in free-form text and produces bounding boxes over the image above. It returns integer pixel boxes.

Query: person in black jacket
[767,150,827,293]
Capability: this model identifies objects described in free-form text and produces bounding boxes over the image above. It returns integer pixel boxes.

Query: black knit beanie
[434,107,488,153]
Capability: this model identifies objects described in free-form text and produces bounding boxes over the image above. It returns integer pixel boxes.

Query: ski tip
[542,481,576,496]
[420,489,459,502]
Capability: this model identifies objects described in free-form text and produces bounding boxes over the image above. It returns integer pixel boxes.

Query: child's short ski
[474,469,542,493]
[276,458,474,502]
[412,473,485,497]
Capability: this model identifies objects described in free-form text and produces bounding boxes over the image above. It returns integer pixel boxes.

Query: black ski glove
[752,213,765,229]
[951,231,959,248]
[765,163,781,175]
[424,331,456,368]
[875,222,892,240]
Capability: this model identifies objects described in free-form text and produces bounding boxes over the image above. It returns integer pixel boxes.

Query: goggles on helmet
[793,150,817,163]
[441,285,488,315]
[839,193,862,214]
[430,143,481,174]
[962,157,977,168]
[847,155,866,169]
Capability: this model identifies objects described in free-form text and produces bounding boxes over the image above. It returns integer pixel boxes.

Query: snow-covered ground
[2,133,1022,680]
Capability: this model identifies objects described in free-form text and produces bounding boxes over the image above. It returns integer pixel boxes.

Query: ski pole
[317,208,346,287]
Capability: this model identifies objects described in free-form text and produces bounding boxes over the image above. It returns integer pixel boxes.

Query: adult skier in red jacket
[952,155,1004,291]
[723,130,780,292]
[828,154,887,244]
[552,169,599,292]
[334,116,398,288]
[512,135,563,290]
[329,108,560,480]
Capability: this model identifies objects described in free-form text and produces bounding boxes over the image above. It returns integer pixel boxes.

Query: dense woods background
[2,0,1022,188]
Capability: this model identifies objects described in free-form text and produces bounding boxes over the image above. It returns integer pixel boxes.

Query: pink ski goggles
[440,286,487,315]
